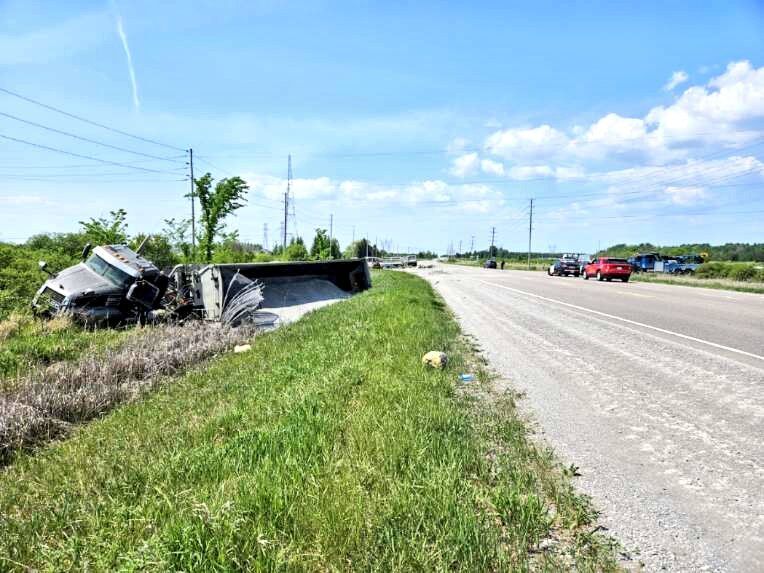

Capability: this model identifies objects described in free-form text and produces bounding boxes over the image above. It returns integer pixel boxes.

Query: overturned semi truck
[32,243,371,327]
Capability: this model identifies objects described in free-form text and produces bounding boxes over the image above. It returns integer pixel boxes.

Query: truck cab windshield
[85,254,133,288]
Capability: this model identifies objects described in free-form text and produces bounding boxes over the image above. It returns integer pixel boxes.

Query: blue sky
[1,0,763,253]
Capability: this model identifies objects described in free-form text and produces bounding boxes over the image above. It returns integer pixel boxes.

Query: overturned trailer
[188,260,372,321]
[32,244,371,327]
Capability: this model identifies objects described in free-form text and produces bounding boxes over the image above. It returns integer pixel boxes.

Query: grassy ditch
[0,314,128,382]
[630,273,764,294]
[0,272,618,571]
[449,258,550,271]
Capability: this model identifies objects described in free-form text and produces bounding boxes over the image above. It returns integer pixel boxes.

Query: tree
[284,237,308,261]
[129,234,176,269]
[310,228,329,259]
[310,228,342,260]
[192,173,249,262]
[162,218,192,262]
[79,209,128,245]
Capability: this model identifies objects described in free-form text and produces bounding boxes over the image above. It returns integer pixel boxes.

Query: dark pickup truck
[548,255,581,277]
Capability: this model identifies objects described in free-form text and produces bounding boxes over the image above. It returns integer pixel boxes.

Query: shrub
[695,262,731,279]
[727,264,759,282]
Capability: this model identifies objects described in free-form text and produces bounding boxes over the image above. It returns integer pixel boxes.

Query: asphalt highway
[415,263,764,572]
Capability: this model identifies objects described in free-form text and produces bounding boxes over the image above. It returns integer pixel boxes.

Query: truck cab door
[126,281,161,310]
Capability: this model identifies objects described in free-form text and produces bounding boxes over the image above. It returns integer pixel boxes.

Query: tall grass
[0,323,256,464]
[0,313,128,381]
[0,273,617,571]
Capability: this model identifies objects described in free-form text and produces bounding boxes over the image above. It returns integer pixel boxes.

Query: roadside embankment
[0,271,618,571]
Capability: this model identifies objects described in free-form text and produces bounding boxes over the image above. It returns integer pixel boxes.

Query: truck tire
[622,276,629,282]
[548,267,554,276]
[596,271,603,281]
[583,271,589,280]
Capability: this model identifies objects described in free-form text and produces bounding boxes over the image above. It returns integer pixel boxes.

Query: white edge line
[479,279,764,362]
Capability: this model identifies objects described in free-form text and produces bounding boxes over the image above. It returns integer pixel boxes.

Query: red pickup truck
[583,257,632,282]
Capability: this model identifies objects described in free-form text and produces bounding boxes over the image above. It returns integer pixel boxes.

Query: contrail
[115,12,140,109]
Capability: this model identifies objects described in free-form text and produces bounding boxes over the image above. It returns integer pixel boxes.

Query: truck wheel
[548,267,553,276]
[583,271,589,280]
[622,276,629,282]
[596,271,603,281]
[574,272,580,277]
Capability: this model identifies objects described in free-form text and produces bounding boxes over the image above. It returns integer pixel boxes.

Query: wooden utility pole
[527,198,534,269]
[490,227,496,258]
[188,148,195,260]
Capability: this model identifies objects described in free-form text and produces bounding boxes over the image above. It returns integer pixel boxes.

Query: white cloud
[244,173,505,213]
[664,70,689,91]
[479,60,764,166]
[506,165,554,180]
[245,174,336,201]
[501,164,587,181]
[664,186,707,205]
[554,166,587,180]
[598,155,764,187]
[646,60,764,145]
[450,152,480,177]
[578,113,647,146]
[484,125,569,160]
[480,158,504,176]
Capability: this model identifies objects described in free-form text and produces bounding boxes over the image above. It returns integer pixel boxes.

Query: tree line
[454,243,764,263]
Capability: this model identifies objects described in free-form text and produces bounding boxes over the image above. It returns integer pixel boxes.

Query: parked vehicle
[364,256,382,269]
[484,258,497,269]
[627,252,704,275]
[381,257,405,269]
[405,255,418,267]
[627,252,660,273]
[658,254,704,275]
[582,257,632,282]
[548,254,581,277]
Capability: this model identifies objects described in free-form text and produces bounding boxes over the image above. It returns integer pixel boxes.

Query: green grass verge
[630,273,764,294]
[0,272,618,571]
[0,314,129,384]
[449,259,549,271]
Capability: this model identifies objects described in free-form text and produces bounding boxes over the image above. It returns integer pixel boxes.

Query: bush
[694,262,763,282]
[0,244,79,320]
[727,264,759,282]
[695,262,731,279]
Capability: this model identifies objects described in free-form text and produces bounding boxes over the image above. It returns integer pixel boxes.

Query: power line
[0,111,180,162]
[1,170,187,178]
[188,132,763,161]
[0,86,185,151]
[0,177,186,184]
[0,156,187,169]
[0,133,176,174]
[194,155,236,177]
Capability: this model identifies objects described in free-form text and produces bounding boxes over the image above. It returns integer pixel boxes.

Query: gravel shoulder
[414,264,764,572]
